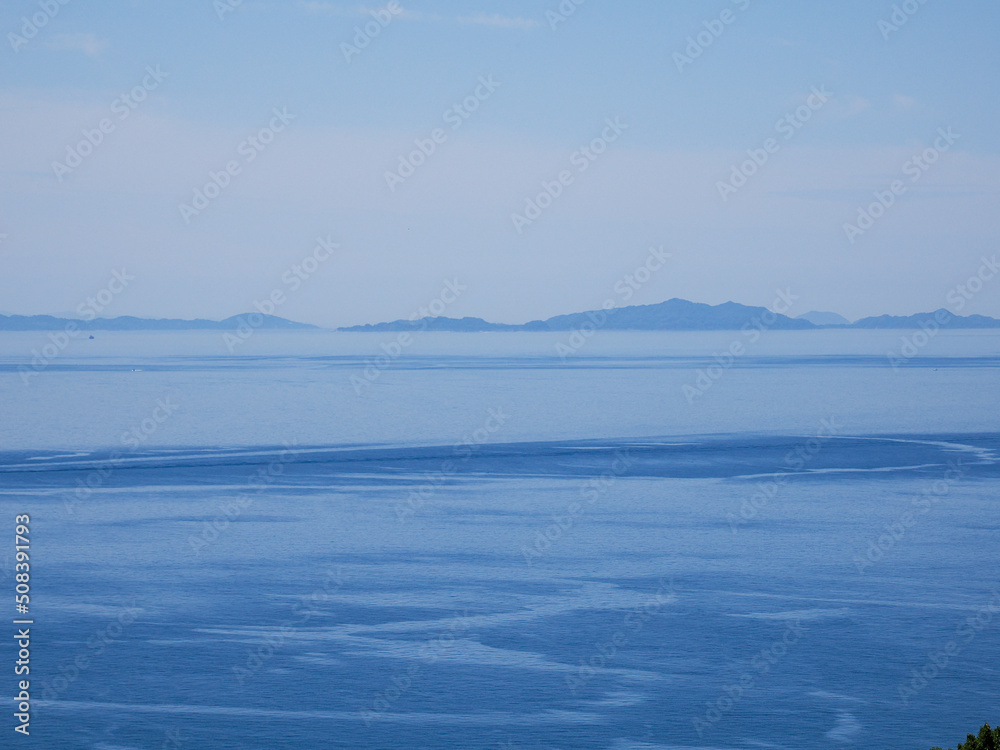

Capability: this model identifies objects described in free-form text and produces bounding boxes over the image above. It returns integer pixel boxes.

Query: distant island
[337,298,1000,332]
[2,299,999,332]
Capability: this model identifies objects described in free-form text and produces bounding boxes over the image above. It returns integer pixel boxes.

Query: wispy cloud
[892,93,917,109]
[845,97,871,116]
[299,1,348,14]
[298,2,419,19]
[298,3,536,28]
[45,33,108,57]
[457,13,540,30]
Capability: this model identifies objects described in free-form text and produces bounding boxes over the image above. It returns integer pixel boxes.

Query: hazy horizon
[4,5,999,748]
[3,1,1000,327]
[3,296,998,328]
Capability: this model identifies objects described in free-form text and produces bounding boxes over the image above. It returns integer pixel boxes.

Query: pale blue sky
[2,0,999,325]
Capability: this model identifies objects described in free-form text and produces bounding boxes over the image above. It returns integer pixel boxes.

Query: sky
[1,0,999,327]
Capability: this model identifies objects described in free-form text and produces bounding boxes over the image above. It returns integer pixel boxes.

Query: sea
[0,328,997,749]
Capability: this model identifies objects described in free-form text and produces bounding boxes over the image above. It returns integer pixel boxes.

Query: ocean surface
[0,329,998,749]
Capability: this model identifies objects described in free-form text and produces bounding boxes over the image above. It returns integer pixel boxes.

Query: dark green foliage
[930,723,999,750]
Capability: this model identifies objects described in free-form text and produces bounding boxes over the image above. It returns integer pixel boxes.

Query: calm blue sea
[0,329,997,749]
